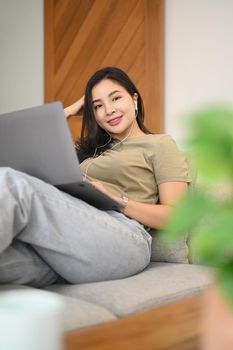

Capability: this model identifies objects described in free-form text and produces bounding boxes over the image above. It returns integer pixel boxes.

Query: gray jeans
[0,167,151,287]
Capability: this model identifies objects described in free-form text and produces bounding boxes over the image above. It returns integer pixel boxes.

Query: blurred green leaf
[186,106,233,180]
[217,263,233,307]
[162,191,217,242]
[166,104,233,307]
[188,106,233,137]
[191,206,233,264]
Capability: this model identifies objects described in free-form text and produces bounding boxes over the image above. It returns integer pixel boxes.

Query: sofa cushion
[45,262,212,317]
[149,160,196,264]
[0,284,116,331]
[150,229,189,263]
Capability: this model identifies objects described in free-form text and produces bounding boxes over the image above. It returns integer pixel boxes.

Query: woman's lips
[108,116,122,126]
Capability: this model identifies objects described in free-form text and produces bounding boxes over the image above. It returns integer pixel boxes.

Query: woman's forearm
[124,200,172,229]
[112,195,172,229]
[64,96,85,118]
[91,181,188,230]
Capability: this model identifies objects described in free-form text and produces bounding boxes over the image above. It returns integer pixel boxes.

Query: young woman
[0,67,191,287]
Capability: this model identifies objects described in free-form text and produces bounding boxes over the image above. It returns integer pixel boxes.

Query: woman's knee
[0,167,30,189]
[0,241,59,287]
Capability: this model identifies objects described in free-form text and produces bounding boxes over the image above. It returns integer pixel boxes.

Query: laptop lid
[0,102,123,211]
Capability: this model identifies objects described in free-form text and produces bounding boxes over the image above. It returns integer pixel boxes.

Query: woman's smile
[107,116,123,126]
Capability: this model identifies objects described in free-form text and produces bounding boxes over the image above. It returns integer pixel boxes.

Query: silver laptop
[0,102,123,211]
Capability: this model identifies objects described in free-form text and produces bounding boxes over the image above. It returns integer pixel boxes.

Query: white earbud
[135,103,138,118]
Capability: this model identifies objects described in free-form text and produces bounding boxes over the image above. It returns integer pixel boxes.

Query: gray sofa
[0,230,212,332]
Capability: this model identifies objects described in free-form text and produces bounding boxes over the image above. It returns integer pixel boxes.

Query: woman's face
[91,79,139,140]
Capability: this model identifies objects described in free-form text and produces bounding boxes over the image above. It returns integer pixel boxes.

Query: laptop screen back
[0,102,82,185]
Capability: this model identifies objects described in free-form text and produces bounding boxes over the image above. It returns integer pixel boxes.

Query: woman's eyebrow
[92,90,121,104]
[109,90,121,97]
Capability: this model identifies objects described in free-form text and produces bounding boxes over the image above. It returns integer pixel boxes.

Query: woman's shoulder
[125,134,179,152]
[143,133,176,145]
[143,134,184,159]
[126,134,179,159]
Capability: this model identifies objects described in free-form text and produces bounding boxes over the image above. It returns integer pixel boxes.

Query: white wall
[1,0,233,147]
[165,0,233,146]
[0,0,43,113]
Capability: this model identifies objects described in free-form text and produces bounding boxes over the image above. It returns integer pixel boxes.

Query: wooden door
[44,0,164,141]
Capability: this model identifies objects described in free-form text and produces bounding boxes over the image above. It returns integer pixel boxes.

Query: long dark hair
[76,67,151,162]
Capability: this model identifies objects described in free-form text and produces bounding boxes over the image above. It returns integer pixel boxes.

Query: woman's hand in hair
[64,96,85,118]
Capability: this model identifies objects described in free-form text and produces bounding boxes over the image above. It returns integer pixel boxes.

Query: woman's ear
[133,93,138,108]
[133,93,138,117]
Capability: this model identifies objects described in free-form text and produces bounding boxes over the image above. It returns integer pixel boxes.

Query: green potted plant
[162,106,233,349]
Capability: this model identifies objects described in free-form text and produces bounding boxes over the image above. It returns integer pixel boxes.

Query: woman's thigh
[0,167,152,284]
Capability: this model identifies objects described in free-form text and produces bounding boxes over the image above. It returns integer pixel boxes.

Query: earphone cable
[83,120,136,180]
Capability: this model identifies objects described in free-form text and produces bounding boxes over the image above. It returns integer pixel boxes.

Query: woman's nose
[105,103,116,116]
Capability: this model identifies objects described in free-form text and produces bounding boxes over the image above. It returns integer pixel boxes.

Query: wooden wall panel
[44,0,164,141]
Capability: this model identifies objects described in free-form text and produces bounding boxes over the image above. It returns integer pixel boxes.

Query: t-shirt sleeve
[152,134,192,185]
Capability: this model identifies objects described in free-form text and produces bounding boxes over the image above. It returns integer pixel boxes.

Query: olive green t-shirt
[80,134,192,204]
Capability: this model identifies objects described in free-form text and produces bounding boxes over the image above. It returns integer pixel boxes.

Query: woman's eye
[113,96,121,101]
[94,104,102,110]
